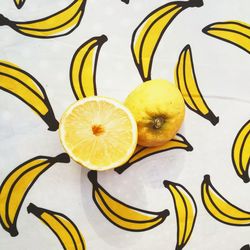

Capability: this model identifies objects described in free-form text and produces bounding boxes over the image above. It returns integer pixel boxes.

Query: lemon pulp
[59,96,137,170]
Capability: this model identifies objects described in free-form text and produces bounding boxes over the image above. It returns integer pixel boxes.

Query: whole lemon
[125,79,185,147]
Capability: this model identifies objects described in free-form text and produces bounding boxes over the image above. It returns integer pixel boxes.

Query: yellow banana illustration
[27,203,86,250]
[0,0,86,38]
[115,133,193,174]
[175,45,219,125]
[201,175,250,226]
[232,120,250,183]
[14,0,25,9]
[131,0,203,81]
[88,171,169,232]
[70,35,108,100]
[0,61,59,130]
[203,21,250,54]
[0,153,70,236]
[164,180,197,250]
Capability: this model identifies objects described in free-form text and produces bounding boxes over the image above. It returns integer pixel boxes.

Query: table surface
[0,0,250,249]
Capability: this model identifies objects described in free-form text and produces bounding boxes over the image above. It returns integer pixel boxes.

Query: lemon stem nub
[153,117,164,129]
[92,124,105,136]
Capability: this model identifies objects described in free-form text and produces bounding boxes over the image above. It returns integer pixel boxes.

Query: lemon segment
[59,97,137,171]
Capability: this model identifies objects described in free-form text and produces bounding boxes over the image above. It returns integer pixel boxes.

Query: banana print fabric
[0,0,250,249]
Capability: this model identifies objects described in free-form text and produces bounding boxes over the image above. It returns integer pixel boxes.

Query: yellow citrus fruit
[125,79,185,147]
[59,96,138,171]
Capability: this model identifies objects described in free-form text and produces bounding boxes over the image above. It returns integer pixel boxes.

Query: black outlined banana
[70,35,108,100]
[115,134,193,174]
[0,0,86,38]
[131,0,203,81]
[14,0,25,9]
[0,153,70,236]
[203,21,250,54]
[0,61,59,131]
[27,203,86,250]
[241,245,250,250]
[175,45,219,125]
[232,120,250,183]
[164,180,197,250]
[201,175,250,226]
[88,171,169,232]
[121,0,129,4]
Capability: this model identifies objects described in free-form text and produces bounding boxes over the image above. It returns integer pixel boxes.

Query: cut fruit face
[59,96,138,171]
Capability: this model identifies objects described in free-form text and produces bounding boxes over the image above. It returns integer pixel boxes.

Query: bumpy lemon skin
[125,80,185,147]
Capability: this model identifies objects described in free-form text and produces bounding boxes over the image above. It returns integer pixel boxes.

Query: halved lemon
[59,96,138,171]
